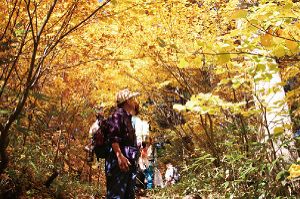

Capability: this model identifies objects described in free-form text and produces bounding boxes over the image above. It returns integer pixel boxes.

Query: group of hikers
[85,89,179,199]
[135,141,180,191]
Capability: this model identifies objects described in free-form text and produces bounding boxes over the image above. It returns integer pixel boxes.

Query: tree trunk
[0,129,9,173]
[253,59,298,162]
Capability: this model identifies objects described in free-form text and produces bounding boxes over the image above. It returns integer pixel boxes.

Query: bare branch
[50,0,112,51]
[0,0,19,41]
[33,0,111,73]
[37,0,58,40]
[0,24,30,98]
[193,50,274,58]
[25,0,37,44]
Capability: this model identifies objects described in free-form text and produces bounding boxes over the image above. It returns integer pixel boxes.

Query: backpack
[93,118,110,159]
[172,167,180,182]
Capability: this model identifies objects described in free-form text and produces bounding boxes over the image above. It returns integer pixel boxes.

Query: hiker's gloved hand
[117,154,131,172]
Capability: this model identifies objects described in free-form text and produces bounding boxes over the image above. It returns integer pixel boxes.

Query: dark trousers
[105,152,136,199]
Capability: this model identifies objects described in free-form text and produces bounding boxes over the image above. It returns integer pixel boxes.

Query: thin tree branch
[194,50,274,58]
[0,0,19,41]
[246,18,300,43]
[37,0,58,39]
[25,0,37,44]
[50,0,112,50]
[0,24,30,98]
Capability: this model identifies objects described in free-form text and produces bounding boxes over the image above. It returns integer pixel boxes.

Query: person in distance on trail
[105,88,140,199]
[86,106,105,162]
[164,162,179,186]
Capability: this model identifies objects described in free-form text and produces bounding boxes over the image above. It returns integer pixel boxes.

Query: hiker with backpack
[85,106,105,162]
[164,162,180,186]
[105,89,141,199]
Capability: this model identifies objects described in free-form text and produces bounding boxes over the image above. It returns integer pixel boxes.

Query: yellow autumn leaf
[286,40,299,53]
[217,54,230,65]
[231,9,248,19]
[284,1,293,9]
[288,164,300,179]
[273,126,284,137]
[179,58,189,68]
[272,46,286,57]
[192,56,202,67]
[197,40,205,47]
[276,29,284,37]
[260,34,273,47]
